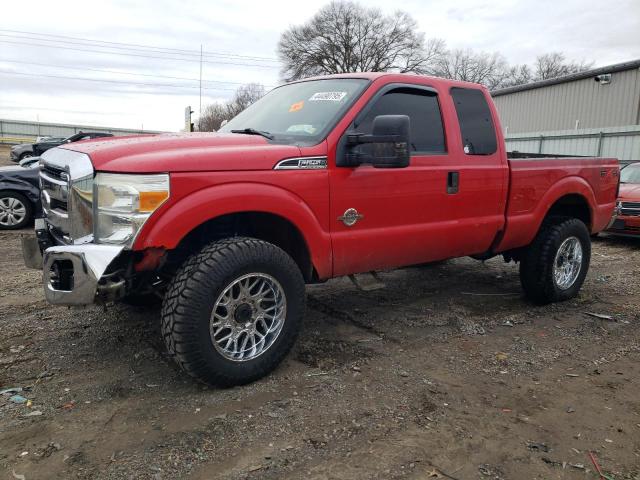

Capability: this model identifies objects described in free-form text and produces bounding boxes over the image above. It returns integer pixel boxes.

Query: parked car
[23,73,619,386]
[607,162,640,236]
[31,132,114,157]
[0,156,40,229]
[10,133,113,162]
[10,140,65,162]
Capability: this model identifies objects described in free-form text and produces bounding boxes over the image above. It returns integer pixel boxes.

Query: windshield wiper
[230,128,274,140]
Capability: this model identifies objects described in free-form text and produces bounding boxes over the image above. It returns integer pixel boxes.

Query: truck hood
[619,183,640,201]
[61,133,304,172]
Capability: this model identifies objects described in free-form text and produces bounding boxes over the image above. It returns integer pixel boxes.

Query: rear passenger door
[446,87,508,256]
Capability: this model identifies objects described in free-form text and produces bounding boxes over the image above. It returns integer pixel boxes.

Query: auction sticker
[309,91,347,102]
[289,101,304,112]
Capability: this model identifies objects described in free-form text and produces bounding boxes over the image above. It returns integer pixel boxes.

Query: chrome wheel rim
[553,236,583,290]
[210,273,286,362]
[0,197,27,226]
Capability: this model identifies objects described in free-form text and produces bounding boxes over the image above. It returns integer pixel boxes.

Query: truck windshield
[620,163,640,184]
[219,78,369,146]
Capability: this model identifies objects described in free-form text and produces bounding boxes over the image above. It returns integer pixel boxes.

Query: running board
[348,272,386,291]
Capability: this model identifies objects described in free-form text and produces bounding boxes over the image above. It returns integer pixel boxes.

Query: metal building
[0,118,164,144]
[492,60,640,164]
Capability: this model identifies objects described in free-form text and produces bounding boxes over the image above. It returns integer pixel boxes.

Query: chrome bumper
[22,234,124,305]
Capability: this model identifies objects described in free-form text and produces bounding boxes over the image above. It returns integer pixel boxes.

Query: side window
[356,88,446,154]
[450,87,497,155]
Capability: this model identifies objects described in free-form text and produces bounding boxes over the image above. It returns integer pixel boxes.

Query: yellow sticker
[289,101,304,112]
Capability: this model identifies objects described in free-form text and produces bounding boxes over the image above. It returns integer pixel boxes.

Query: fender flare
[497,175,596,252]
[133,182,332,278]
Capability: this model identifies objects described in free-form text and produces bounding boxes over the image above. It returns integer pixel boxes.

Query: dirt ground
[1,145,639,479]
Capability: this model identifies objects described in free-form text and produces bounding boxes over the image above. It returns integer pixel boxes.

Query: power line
[0,33,279,64]
[0,29,280,62]
[0,58,277,87]
[0,39,281,69]
[0,69,241,92]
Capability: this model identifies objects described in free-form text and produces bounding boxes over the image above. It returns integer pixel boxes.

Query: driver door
[329,85,457,276]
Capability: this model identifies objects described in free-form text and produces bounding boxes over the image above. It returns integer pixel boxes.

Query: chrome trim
[606,202,622,229]
[40,148,94,244]
[274,156,327,170]
[338,208,364,227]
[43,244,124,305]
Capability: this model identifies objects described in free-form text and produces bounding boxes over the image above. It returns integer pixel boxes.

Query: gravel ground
[1,145,639,478]
[0,227,639,480]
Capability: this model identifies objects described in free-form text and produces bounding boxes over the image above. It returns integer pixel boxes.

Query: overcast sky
[1,0,638,132]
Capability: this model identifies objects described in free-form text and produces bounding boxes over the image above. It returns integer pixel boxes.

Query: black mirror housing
[344,115,410,168]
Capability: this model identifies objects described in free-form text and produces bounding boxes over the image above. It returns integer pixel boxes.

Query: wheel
[161,237,305,386]
[519,217,591,304]
[19,152,33,160]
[0,191,33,230]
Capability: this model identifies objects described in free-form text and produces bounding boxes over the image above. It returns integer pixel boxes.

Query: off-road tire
[519,217,591,304]
[161,237,305,386]
[0,191,33,230]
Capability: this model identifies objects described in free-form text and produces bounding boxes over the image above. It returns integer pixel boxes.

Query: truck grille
[621,201,640,216]
[39,148,94,244]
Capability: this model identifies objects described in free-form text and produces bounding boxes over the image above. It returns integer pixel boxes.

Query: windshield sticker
[286,124,316,134]
[289,101,304,112]
[309,91,347,102]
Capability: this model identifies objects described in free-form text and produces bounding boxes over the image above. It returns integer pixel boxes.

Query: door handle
[447,171,459,194]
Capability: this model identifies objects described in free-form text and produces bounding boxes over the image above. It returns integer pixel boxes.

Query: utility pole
[199,44,203,119]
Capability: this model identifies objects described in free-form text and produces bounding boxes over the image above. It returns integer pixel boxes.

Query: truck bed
[497,157,619,252]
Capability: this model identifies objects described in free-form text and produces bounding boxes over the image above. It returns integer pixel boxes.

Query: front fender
[133,181,332,278]
[497,175,596,252]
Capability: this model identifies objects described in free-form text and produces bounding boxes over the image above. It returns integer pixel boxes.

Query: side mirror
[344,115,410,168]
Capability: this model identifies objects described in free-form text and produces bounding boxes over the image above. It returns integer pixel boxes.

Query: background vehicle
[607,162,640,236]
[31,132,113,156]
[23,73,619,386]
[0,156,40,229]
[10,133,112,162]
[10,140,65,162]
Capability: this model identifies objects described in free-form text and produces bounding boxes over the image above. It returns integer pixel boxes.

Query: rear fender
[133,182,332,278]
[497,175,596,252]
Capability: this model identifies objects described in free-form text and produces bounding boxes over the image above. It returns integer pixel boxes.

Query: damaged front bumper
[22,230,125,305]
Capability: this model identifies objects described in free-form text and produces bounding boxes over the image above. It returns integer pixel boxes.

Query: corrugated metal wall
[494,67,640,133]
[505,125,640,164]
[0,118,165,143]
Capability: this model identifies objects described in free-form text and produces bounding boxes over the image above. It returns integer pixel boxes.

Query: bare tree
[227,83,265,117]
[197,103,229,132]
[430,49,508,90]
[535,52,593,80]
[197,83,265,132]
[498,64,534,88]
[277,1,445,81]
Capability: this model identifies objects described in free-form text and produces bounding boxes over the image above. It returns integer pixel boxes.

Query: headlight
[94,173,169,246]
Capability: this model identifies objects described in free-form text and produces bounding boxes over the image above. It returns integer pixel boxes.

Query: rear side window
[450,87,497,155]
[356,88,446,154]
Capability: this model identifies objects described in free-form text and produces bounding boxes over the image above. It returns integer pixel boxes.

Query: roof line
[491,59,640,96]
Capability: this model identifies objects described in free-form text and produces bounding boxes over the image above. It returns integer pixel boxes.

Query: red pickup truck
[24,73,619,386]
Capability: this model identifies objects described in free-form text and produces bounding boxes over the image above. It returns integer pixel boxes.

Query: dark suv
[32,132,114,156]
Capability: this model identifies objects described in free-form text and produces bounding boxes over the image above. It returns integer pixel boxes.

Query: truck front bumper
[22,231,124,305]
